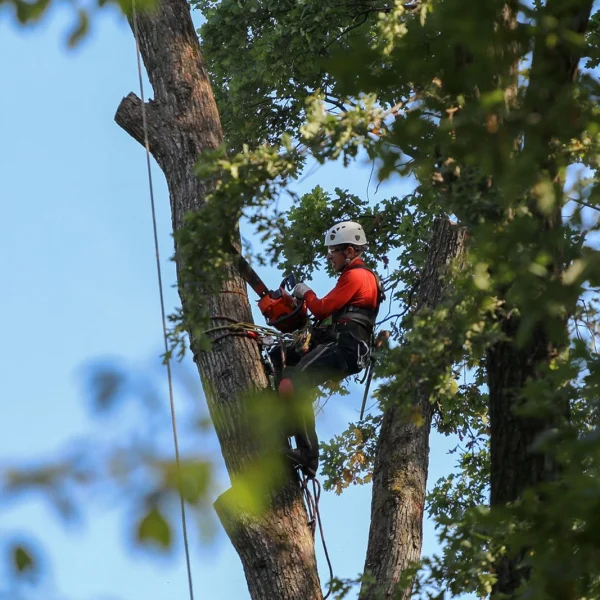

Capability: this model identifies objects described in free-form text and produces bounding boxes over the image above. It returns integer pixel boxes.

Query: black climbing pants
[269,323,371,470]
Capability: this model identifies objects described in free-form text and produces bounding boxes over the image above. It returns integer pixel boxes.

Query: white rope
[131,4,195,599]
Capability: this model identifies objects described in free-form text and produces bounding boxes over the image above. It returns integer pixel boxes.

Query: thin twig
[324,95,349,112]
[568,196,600,213]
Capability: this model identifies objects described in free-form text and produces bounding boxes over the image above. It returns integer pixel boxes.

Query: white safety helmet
[324,221,368,247]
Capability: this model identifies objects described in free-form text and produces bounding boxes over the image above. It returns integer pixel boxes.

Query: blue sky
[1,6,466,599]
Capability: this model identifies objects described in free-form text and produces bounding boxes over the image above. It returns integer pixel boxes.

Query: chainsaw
[233,250,308,334]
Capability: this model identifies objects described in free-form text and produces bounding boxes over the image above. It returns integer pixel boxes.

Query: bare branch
[115,92,162,152]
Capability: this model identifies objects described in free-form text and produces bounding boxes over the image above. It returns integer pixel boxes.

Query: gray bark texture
[361,219,468,599]
[488,0,593,595]
[114,0,322,597]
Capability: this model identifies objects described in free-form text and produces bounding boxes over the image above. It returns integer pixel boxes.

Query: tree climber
[270,221,384,478]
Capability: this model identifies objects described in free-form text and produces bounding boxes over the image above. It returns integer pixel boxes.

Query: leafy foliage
[12,544,35,576]
[320,415,381,494]
[3,0,155,46]
[1,359,219,593]
[194,0,386,151]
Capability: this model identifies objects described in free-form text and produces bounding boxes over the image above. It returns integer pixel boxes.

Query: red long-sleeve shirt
[304,258,379,321]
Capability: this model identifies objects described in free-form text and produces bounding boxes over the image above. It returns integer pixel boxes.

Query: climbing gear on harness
[205,317,314,367]
[325,221,368,247]
[231,245,308,334]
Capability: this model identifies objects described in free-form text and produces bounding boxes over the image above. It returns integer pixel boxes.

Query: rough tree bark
[488,0,593,594]
[114,0,322,598]
[361,219,468,599]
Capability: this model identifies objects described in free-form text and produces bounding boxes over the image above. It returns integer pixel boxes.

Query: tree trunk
[487,317,566,593]
[489,0,593,594]
[114,1,322,598]
[361,219,468,599]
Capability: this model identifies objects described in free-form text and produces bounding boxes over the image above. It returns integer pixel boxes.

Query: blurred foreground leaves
[2,0,156,47]
[0,357,217,594]
[1,355,325,596]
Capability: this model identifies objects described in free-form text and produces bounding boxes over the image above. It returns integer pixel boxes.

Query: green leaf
[137,507,171,550]
[13,545,34,574]
[163,460,211,505]
[14,0,50,22]
[67,10,89,48]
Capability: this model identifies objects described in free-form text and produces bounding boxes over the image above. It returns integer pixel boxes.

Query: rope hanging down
[300,475,334,600]
[131,4,195,600]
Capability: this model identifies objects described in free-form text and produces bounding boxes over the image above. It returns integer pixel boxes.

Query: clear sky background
[1,6,469,600]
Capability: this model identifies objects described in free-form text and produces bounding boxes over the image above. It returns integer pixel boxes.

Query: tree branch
[568,196,600,212]
[114,92,162,153]
[324,94,349,112]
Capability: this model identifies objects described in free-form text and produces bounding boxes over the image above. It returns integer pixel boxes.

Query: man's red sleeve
[303,271,360,320]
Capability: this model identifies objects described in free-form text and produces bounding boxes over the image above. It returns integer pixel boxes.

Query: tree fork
[361,218,468,599]
[114,0,322,597]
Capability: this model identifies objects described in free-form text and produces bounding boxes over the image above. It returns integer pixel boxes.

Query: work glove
[292,282,312,300]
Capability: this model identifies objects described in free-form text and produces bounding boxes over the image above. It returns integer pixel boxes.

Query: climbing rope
[206,316,286,344]
[300,475,334,600]
[204,316,304,348]
[131,3,195,600]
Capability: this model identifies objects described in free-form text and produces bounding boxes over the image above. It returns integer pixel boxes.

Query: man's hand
[292,282,312,300]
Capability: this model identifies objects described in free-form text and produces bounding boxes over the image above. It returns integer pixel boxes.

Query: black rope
[300,475,334,600]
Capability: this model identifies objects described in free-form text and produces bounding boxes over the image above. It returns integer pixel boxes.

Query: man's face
[327,245,353,273]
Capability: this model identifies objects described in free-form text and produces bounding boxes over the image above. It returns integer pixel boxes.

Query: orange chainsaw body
[258,288,308,333]
[232,246,308,334]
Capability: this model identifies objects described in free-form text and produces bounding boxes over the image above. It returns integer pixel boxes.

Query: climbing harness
[131,3,194,599]
[331,262,385,332]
